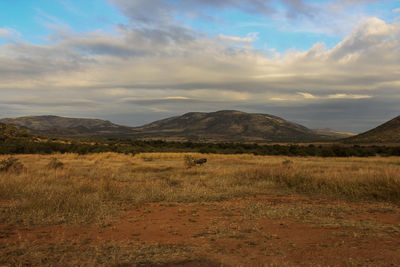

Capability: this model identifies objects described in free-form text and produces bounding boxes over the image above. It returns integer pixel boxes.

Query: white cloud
[0,28,11,38]
[393,8,400,13]
[218,33,259,44]
[164,96,190,100]
[298,92,317,99]
[327,94,372,99]
[0,28,21,39]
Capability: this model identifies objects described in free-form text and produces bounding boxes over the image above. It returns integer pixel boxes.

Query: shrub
[184,155,196,168]
[46,158,64,169]
[0,157,25,174]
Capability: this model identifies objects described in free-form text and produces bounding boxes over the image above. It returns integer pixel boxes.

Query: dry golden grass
[0,152,399,227]
[1,153,400,266]
[1,241,197,267]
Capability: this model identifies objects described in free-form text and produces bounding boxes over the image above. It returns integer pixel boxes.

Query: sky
[0,0,400,133]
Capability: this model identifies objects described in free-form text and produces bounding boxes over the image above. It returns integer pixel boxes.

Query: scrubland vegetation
[1,153,400,266]
[1,136,400,157]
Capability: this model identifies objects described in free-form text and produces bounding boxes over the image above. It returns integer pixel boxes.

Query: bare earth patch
[1,196,400,266]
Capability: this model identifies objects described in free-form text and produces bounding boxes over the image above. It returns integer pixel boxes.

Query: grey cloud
[184,0,276,15]
[109,0,385,43]
[120,97,202,105]
[329,18,400,60]
[64,37,148,58]
[110,0,325,26]
[123,25,196,48]
[0,98,98,108]
[0,42,89,82]
[282,0,318,20]
[60,25,196,59]
[336,0,379,5]
[110,0,275,25]
[109,0,173,25]
[240,97,400,133]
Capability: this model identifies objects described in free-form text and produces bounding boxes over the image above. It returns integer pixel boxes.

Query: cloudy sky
[0,0,399,133]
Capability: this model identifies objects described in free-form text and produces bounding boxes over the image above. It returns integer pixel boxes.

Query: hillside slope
[344,115,400,144]
[0,115,136,137]
[133,110,322,142]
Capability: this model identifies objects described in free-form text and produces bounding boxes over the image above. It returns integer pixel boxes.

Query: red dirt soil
[1,195,400,266]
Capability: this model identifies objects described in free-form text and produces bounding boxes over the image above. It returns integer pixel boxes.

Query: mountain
[1,111,348,142]
[344,115,400,144]
[132,110,323,142]
[0,115,136,138]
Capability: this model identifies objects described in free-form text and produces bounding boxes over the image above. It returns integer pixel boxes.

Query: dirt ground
[1,195,400,266]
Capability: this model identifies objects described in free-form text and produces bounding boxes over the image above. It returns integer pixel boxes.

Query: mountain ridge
[133,110,321,142]
[0,115,136,138]
[1,111,353,142]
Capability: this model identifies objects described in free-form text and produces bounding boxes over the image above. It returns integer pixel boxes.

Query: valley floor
[1,153,400,266]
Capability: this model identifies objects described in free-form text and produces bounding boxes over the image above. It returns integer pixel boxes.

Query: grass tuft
[46,157,64,169]
[183,155,196,168]
[0,157,25,174]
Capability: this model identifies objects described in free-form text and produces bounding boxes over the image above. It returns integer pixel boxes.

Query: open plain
[1,153,400,266]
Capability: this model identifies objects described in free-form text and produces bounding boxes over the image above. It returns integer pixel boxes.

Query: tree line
[1,135,400,157]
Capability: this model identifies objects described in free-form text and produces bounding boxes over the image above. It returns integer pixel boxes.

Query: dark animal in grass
[194,158,207,165]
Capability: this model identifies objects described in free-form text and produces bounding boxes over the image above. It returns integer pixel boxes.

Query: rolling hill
[1,111,350,142]
[132,110,324,142]
[344,115,400,144]
[0,115,136,138]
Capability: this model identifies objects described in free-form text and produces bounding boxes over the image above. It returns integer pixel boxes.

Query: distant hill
[312,128,355,139]
[1,111,350,142]
[133,110,325,142]
[0,115,136,138]
[1,120,399,157]
[344,115,400,144]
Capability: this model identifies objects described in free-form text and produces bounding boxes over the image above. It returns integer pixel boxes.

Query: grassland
[1,153,400,266]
